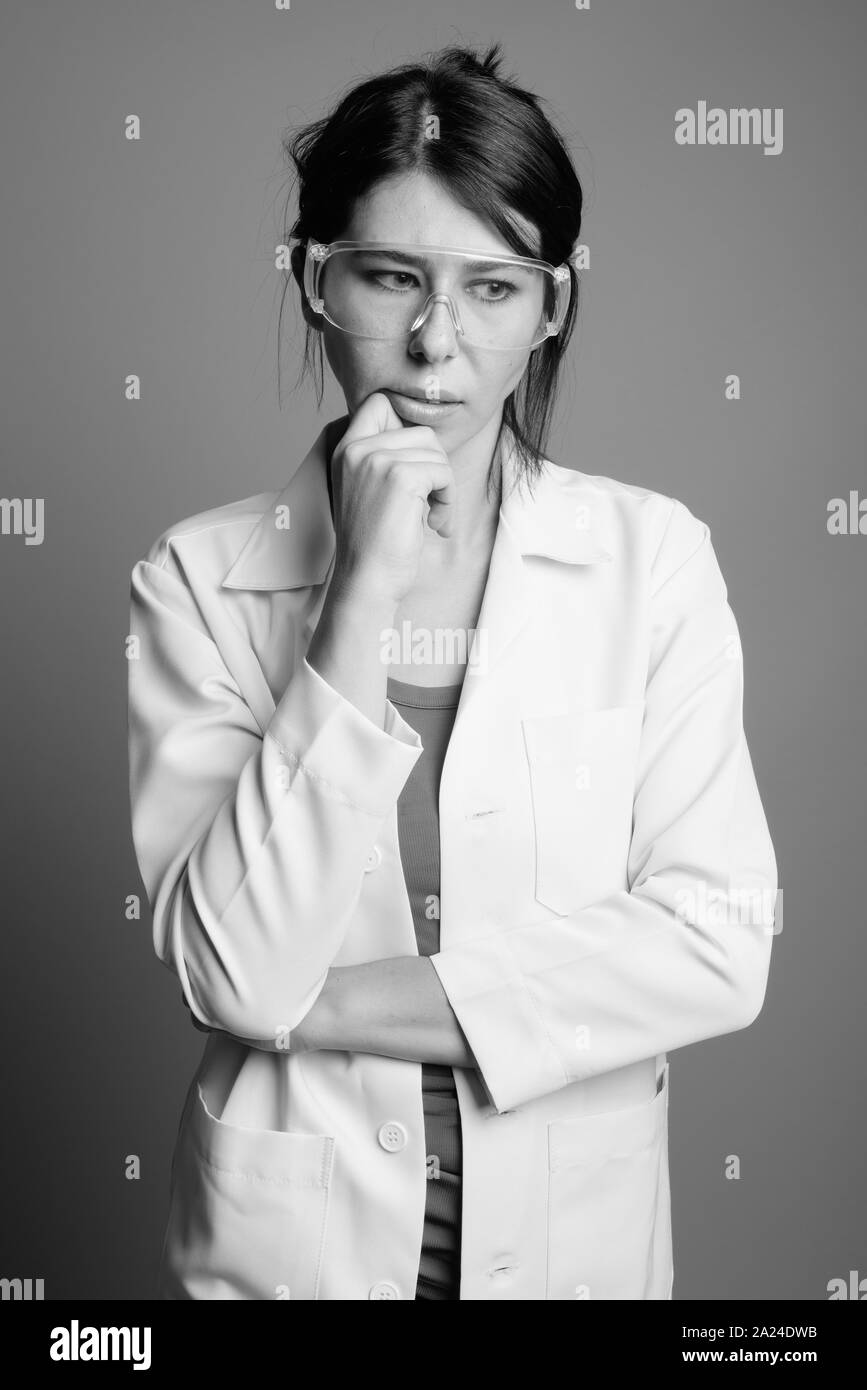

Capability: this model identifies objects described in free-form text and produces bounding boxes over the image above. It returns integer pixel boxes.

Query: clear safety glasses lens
[305,243,570,351]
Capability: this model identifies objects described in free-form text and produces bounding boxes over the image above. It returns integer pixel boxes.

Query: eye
[366,269,419,293]
[471,279,518,303]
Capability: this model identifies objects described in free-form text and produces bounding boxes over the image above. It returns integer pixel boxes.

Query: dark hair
[277,41,584,491]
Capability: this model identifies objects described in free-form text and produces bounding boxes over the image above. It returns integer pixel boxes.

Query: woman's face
[313,171,542,453]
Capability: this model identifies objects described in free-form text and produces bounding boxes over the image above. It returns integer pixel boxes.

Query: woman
[127,42,778,1301]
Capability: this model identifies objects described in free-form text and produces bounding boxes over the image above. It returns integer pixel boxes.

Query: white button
[377,1120,408,1153]
[363,845,382,873]
[369,1281,400,1300]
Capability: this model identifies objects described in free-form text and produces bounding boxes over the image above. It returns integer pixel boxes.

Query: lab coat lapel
[436,441,614,949]
[222,422,336,594]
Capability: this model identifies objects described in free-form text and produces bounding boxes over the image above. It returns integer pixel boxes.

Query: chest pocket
[158,1082,334,1301]
[522,703,645,915]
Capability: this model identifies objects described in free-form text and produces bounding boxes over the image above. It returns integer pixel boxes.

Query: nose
[407,292,461,362]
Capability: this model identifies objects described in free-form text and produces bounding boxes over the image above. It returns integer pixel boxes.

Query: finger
[397,461,455,507]
[339,390,405,446]
[354,447,449,470]
[344,431,451,464]
[340,450,454,505]
[426,501,454,537]
[424,470,458,536]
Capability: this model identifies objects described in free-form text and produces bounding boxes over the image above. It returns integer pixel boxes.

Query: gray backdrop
[1,0,864,1300]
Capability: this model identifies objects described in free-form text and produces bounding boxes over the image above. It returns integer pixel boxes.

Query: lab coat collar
[222,420,613,594]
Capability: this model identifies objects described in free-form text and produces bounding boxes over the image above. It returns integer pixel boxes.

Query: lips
[389,387,462,403]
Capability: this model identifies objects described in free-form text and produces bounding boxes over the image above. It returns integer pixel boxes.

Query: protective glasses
[302,239,573,351]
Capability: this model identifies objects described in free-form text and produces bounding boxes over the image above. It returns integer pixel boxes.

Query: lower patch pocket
[546,1063,672,1300]
[159,1082,335,1301]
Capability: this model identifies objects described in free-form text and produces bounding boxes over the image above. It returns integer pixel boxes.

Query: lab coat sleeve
[128,551,422,1046]
[430,500,779,1113]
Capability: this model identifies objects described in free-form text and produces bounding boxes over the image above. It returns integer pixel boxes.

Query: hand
[327,391,457,608]
[287,1017,317,1055]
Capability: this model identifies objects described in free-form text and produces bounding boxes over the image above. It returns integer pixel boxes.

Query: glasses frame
[301,238,573,351]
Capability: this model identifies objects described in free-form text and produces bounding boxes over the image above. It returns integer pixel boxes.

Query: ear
[290,242,323,332]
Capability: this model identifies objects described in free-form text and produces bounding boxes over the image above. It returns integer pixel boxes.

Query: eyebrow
[353,247,537,277]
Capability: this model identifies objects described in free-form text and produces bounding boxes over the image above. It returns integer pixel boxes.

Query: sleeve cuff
[430,934,569,1113]
[266,656,423,818]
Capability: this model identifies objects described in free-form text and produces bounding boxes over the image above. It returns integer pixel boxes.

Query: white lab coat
[127,421,778,1300]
